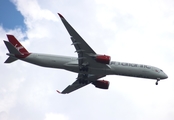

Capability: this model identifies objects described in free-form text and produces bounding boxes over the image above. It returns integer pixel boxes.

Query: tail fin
[4,35,30,63]
[3,41,21,63]
[4,41,21,55]
[7,35,29,54]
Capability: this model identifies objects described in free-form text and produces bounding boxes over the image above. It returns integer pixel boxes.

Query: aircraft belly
[87,67,112,75]
[18,53,111,74]
[21,53,74,69]
[111,65,157,79]
[62,65,112,75]
[17,53,158,79]
[111,66,144,77]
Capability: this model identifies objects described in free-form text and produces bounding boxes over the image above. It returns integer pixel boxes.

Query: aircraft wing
[58,13,109,69]
[57,74,105,94]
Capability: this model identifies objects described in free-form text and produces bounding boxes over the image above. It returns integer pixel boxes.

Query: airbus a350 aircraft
[4,13,168,94]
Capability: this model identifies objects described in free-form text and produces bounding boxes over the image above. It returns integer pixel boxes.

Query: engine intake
[92,80,110,89]
[95,55,111,64]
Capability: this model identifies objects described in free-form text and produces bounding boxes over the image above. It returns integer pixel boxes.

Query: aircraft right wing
[57,74,105,94]
[58,13,110,69]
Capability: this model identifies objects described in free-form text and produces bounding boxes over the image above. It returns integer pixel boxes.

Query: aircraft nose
[165,74,168,79]
[162,73,168,79]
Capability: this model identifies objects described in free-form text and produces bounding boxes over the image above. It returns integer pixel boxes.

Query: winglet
[56,90,62,94]
[58,13,64,18]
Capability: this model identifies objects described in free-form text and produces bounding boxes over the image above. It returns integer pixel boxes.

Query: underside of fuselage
[17,53,162,80]
[19,53,113,75]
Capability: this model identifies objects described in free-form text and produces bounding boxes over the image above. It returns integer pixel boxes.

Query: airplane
[3,13,168,94]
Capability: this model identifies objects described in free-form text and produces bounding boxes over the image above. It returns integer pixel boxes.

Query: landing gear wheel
[79,66,88,72]
[79,66,83,71]
[85,67,88,72]
[155,81,158,85]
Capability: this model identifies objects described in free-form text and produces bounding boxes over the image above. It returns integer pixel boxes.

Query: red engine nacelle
[95,55,111,64]
[92,80,110,89]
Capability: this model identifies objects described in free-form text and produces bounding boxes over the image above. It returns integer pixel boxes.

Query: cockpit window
[160,69,163,72]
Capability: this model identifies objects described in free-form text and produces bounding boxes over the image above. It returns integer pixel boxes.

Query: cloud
[44,113,68,120]
[12,0,58,21]
[0,111,8,120]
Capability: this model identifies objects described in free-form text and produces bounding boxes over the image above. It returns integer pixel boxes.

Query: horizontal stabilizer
[4,57,17,63]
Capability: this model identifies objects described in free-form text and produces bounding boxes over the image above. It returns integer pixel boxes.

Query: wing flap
[58,13,96,54]
[58,13,110,69]
[60,84,88,94]
[57,74,105,94]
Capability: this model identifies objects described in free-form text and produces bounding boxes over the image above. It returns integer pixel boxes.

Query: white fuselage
[19,53,168,80]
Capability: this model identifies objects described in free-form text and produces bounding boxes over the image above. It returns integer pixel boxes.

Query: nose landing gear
[156,78,160,85]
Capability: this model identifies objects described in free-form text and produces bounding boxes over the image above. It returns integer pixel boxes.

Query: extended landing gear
[79,66,88,72]
[156,78,160,85]
[79,63,89,72]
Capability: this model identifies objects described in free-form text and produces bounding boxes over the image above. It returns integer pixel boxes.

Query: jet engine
[92,80,110,89]
[95,55,111,64]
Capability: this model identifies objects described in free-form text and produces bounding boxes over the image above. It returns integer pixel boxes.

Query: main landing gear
[156,78,160,85]
[79,63,89,72]
[79,65,88,72]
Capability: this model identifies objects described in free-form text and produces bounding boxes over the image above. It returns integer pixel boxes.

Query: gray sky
[0,0,174,120]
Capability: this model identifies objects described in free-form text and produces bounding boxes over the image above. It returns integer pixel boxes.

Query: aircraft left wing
[57,74,105,94]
